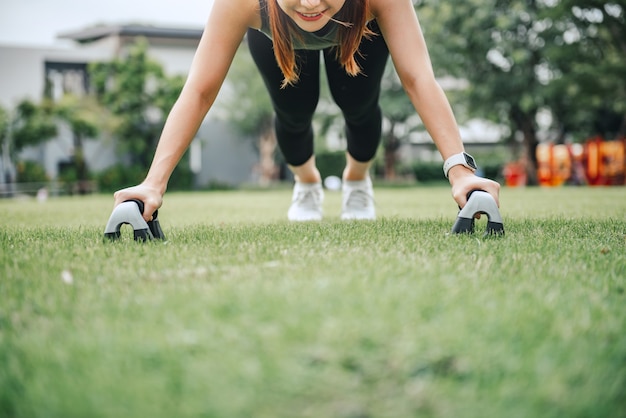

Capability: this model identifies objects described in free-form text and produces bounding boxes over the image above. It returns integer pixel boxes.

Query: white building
[0,23,257,191]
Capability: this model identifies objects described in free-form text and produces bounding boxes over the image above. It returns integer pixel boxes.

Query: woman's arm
[371,0,499,208]
[113,0,260,220]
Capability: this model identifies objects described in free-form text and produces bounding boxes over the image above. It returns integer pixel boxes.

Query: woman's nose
[301,0,321,8]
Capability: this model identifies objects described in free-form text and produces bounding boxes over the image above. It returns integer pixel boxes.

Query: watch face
[464,153,477,169]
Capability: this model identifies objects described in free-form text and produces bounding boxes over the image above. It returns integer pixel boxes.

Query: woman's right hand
[113,184,164,222]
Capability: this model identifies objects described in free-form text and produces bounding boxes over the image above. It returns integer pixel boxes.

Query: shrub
[15,160,48,183]
[315,150,345,179]
[96,162,193,193]
[482,163,504,182]
[412,161,504,183]
[168,164,193,191]
[412,162,444,183]
[96,164,145,192]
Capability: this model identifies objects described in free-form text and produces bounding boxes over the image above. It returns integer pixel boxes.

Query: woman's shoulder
[368,0,396,7]
[368,0,403,17]
[212,0,262,29]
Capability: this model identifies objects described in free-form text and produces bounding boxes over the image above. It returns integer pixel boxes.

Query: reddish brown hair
[266,0,373,88]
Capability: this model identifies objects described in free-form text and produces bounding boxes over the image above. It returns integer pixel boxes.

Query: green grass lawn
[1,186,625,418]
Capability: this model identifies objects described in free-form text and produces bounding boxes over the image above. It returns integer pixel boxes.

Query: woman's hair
[266,0,373,88]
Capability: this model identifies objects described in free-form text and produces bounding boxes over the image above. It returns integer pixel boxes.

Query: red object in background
[503,161,527,187]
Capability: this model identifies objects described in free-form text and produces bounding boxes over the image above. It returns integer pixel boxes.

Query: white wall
[0,43,111,107]
[0,35,196,180]
[0,29,257,187]
[0,45,49,108]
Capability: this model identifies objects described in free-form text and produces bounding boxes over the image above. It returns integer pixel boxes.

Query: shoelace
[294,189,322,210]
[344,189,373,209]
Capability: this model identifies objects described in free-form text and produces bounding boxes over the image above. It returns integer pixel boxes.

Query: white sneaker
[288,182,324,221]
[341,177,376,220]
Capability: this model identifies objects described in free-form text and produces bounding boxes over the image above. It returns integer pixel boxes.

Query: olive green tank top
[257,0,341,50]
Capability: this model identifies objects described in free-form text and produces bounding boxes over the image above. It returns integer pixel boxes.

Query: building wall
[0,43,130,179]
[0,45,51,108]
[0,29,258,188]
[195,121,258,187]
[122,36,200,76]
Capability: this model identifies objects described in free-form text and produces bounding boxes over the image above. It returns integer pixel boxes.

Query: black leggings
[247,23,389,166]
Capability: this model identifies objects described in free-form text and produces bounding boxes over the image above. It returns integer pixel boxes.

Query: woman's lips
[296,10,327,21]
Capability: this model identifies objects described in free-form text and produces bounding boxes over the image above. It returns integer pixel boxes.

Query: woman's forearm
[404,76,465,161]
[142,89,216,194]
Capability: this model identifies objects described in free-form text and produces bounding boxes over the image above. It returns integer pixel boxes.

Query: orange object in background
[536,138,625,186]
[584,137,625,186]
[536,143,552,186]
[536,143,571,186]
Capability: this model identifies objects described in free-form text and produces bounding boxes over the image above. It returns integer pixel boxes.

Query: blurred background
[0,0,624,198]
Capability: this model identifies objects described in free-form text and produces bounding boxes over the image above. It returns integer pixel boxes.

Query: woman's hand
[448,165,500,210]
[113,184,164,222]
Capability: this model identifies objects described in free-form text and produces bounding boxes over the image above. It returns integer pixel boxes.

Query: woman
[113,0,500,221]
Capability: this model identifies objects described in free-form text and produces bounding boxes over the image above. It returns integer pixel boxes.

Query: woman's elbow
[399,71,442,101]
[180,81,219,110]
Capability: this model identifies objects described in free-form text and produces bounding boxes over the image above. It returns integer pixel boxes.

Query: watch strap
[443,152,476,178]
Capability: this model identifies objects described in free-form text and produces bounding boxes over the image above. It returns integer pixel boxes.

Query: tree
[53,95,106,193]
[415,0,626,183]
[541,0,626,140]
[416,0,554,184]
[11,100,58,154]
[90,38,185,173]
[0,100,57,193]
[0,106,8,141]
[0,105,9,184]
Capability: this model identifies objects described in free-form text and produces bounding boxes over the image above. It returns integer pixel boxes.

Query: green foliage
[418,0,544,128]
[540,0,626,139]
[57,163,79,183]
[168,151,194,191]
[0,187,625,417]
[416,0,626,141]
[96,163,146,192]
[54,95,102,139]
[15,160,48,183]
[411,161,503,183]
[470,147,511,180]
[411,161,444,183]
[482,163,504,181]
[11,99,58,153]
[1,100,56,185]
[96,160,193,193]
[89,38,185,170]
[0,105,8,143]
[53,94,110,184]
[315,150,345,179]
